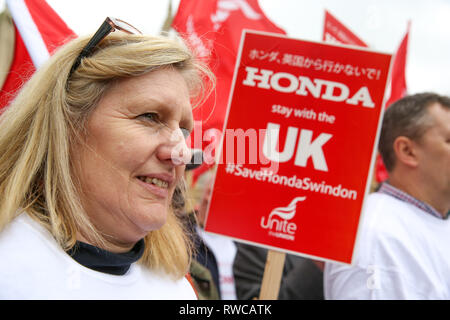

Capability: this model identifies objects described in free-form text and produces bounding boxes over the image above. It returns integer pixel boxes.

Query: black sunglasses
[68,17,142,77]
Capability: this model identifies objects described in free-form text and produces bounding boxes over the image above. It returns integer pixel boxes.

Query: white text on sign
[243,66,375,108]
[263,122,332,172]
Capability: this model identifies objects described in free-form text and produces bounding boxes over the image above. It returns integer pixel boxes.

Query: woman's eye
[138,113,191,138]
[138,112,160,123]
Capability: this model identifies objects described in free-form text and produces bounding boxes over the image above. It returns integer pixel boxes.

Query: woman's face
[72,67,193,250]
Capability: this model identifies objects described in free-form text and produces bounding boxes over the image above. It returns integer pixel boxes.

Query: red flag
[375,23,410,183]
[374,154,389,183]
[0,0,76,110]
[322,9,368,47]
[385,22,410,108]
[172,0,285,182]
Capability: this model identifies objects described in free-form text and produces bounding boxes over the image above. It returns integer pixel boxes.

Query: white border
[242,29,393,55]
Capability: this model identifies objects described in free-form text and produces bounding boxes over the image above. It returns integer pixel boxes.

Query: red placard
[204,30,392,264]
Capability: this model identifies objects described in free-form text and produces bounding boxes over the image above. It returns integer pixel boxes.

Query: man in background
[324,92,450,299]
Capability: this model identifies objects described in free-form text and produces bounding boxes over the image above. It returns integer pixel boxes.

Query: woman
[0,17,213,299]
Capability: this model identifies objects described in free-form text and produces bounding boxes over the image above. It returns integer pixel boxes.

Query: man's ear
[393,136,419,168]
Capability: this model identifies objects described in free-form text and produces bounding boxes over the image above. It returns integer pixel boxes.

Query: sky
[1,0,450,96]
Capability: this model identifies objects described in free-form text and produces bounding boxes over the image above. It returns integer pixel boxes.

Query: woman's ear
[392,136,419,168]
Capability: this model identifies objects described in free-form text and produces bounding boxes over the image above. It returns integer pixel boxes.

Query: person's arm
[324,255,430,299]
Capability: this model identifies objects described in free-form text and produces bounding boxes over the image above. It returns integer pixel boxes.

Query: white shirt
[0,213,197,300]
[324,192,450,299]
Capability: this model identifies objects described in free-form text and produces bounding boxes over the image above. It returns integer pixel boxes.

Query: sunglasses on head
[68,17,142,77]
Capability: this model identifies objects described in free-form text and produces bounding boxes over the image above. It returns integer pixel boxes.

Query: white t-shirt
[324,192,450,299]
[0,213,197,300]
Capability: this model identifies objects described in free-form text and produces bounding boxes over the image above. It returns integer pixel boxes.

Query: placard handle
[259,249,286,300]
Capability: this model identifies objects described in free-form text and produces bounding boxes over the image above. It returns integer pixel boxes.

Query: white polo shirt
[324,191,450,299]
[0,213,197,300]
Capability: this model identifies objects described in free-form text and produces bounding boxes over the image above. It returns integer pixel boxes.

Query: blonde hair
[0,32,214,279]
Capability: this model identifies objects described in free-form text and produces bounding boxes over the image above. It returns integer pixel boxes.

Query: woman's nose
[156,127,192,166]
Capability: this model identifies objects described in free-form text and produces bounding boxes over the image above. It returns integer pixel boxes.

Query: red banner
[323,9,368,47]
[385,23,410,108]
[204,31,392,264]
[0,0,75,110]
[375,23,410,183]
[172,0,285,180]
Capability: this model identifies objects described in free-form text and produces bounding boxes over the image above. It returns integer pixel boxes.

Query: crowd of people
[0,16,448,300]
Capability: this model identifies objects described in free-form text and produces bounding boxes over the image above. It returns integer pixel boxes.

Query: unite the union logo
[260,196,306,241]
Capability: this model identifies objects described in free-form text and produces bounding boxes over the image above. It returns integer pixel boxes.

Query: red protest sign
[204,30,392,264]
